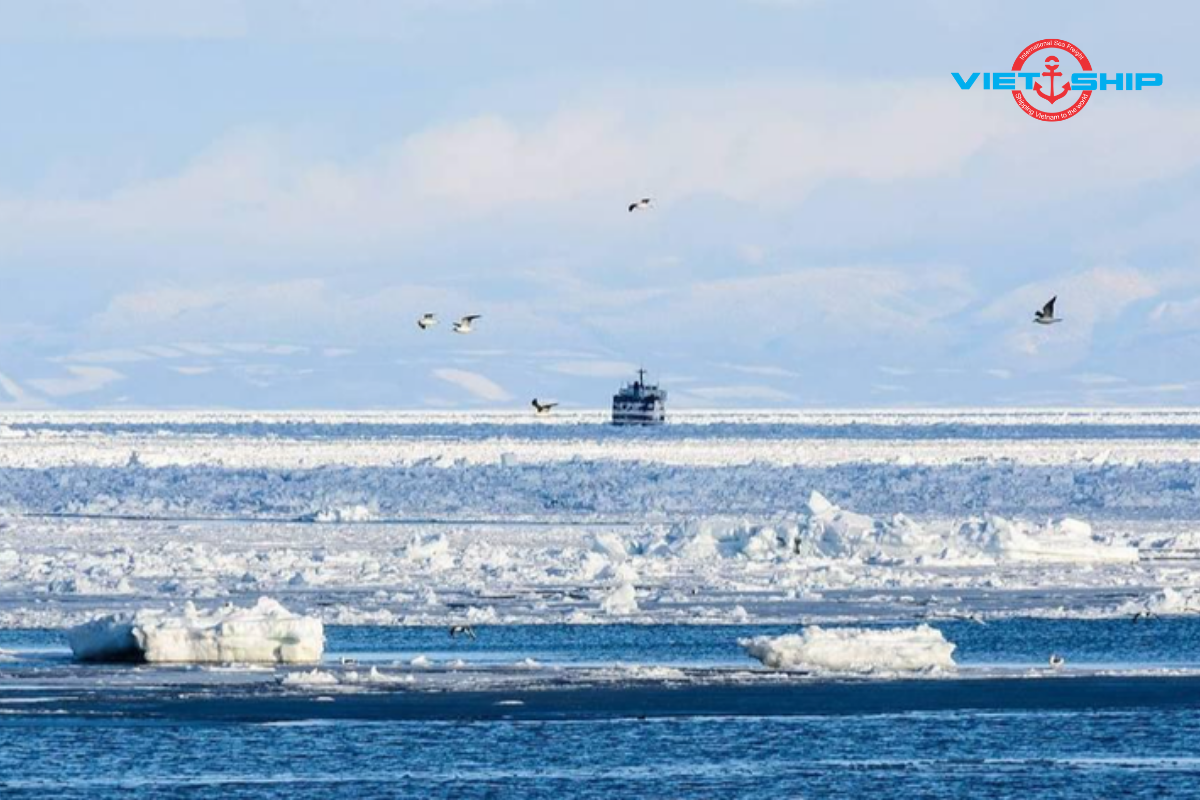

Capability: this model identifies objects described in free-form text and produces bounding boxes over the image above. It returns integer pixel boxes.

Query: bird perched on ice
[417,313,438,330]
[628,197,653,213]
[1034,296,1061,325]
[453,315,481,334]
[1048,653,1065,670]
[531,399,558,415]
[449,625,477,640]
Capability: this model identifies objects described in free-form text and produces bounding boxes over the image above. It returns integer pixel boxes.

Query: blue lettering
[1097,72,1123,90]
[984,72,991,90]
[1017,72,1040,90]
[1071,72,1097,90]
[993,72,1016,90]
[1136,72,1163,89]
[951,72,980,89]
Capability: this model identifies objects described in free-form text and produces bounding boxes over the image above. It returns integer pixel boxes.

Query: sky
[1,0,1199,410]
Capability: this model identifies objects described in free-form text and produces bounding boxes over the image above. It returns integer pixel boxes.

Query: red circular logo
[1011,39,1093,121]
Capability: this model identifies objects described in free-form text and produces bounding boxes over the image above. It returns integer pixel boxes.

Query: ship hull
[612,401,666,426]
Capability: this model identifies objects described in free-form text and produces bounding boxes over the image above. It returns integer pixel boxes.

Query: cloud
[681,384,794,405]
[548,360,638,378]
[720,363,800,378]
[0,78,1008,262]
[0,371,45,408]
[62,348,155,364]
[1149,296,1200,332]
[432,367,512,402]
[27,365,125,397]
[0,0,510,42]
[981,267,1166,364]
[0,0,249,41]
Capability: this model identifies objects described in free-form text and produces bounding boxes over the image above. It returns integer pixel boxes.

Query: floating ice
[299,505,376,523]
[956,515,1138,564]
[739,625,956,673]
[655,494,1134,567]
[66,597,324,664]
[280,668,339,687]
[281,666,411,688]
[798,491,943,563]
[1119,587,1200,617]
[601,582,639,616]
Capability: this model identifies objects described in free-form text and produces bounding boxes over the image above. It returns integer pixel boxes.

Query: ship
[611,368,667,426]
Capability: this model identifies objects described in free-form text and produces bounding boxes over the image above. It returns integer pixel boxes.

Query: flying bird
[1048,653,1066,670]
[453,315,481,334]
[628,197,653,213]
[1034,296,1061,325]
[449,625,477,640]
[417,313,438,330]
[531,399,558,415]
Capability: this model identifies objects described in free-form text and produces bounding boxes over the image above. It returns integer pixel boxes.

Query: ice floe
[601,582,639,616]
[650,493,1136,566]
[739,625,956,674]
[1117,587,1200,618]
[279,666,412,688]
[66,598,324,664]
[955,515,1138,564]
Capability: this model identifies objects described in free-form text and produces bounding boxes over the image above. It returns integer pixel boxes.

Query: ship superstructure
[611,369,666,425]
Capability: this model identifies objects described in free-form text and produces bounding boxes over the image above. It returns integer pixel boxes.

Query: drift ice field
[2,409,1199,629]
[4,410,1200,797]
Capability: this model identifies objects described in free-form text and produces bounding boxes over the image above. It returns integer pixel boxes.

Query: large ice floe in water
[739,625,956,673]
[66,597,323,664]
[650,491,1136,566]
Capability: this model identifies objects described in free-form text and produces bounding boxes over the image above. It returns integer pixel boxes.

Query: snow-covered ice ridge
[2,410,1200,520]
[1,491,1192,630]
[6,409,1200,470]
[1,411,1199,628]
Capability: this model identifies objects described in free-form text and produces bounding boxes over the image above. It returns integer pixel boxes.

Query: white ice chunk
[280,668,339,687]
[601,582,639,615]
[957,515,1137,564]
[67,597,324,664]
[1119,587,1200,617]
[800,491,942,563]
[739,625,956,673]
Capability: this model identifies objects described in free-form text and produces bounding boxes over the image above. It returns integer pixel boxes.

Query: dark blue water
[5,620,1200,798]
[321,618,1200,669]
[6,618,1200,668]
[2,701,1200,798]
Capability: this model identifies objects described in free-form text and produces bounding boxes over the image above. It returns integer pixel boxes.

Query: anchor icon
[1034,55,1071,104]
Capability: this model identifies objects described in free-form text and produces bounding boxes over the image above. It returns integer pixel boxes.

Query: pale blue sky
[1,0,1198,409]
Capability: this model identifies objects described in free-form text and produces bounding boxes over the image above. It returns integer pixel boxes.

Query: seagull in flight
[628,197,653,213]
[449,625,477,640]
[1034,296,1061,325]
[417,313,438,330]
[453,315,481,334]
[531,399,558,415]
